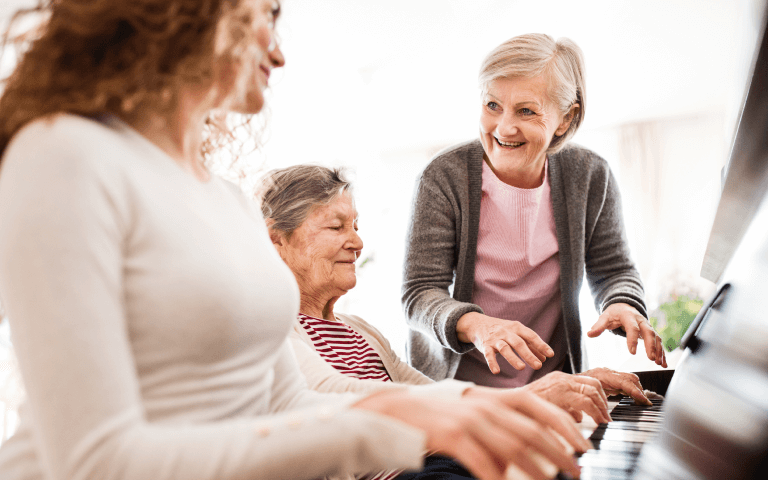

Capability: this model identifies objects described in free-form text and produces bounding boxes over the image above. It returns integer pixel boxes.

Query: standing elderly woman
[0,3,584,480]
[403,34,667,393]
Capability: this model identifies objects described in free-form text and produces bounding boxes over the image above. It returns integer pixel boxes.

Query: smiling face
[215,0,285,114]
[272,191,363,312]
[244,0,284,112]
[479,75,575,187]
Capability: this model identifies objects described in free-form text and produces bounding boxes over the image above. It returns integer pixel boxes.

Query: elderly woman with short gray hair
[258,164,652,431]
[403,33,667,395]
[259,164,604,480]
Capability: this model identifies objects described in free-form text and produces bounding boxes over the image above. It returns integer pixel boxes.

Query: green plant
[649,295,704,352]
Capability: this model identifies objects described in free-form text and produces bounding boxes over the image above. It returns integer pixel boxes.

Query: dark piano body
[559,3,768,479]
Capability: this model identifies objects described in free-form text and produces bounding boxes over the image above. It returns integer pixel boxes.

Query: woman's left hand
[587,303,667,368]
[577,368,651,405]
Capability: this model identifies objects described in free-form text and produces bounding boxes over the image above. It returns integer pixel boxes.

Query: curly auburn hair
[0,0,276,164]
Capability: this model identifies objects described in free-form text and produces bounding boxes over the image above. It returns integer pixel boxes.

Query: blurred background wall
[0,0,766,443]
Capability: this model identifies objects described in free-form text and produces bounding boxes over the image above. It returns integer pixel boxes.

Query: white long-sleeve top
[0,114,425,480]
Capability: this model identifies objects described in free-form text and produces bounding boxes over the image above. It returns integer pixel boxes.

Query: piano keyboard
[572,396,665,480]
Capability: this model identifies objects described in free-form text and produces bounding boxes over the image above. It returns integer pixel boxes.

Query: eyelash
[485,101,538,117]
[329,224,359,231]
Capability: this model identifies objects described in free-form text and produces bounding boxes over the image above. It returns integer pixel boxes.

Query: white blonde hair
[479,33,586,153]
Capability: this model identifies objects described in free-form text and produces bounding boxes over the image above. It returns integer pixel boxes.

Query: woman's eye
[520,108,536,116]
[329,226,342,231]
[268,2,280,27]
[486,101,500,110]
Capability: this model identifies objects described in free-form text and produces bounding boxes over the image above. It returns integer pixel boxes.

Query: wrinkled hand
[464,386,592,454]
[456,312,554,374]
[522,371,611,424]
[587,303,667,368]
[354,390,582,480]
[578,368,651,406]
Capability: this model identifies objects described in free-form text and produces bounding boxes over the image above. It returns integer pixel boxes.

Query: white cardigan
[0,114,425,480]
[290,313,471,398]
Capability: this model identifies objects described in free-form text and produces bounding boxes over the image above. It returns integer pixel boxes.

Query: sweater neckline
[297,312,344,324]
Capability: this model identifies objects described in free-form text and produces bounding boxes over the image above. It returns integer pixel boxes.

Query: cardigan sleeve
[583,163,648,321]
[0,119,425,480]
[401,162,483,354]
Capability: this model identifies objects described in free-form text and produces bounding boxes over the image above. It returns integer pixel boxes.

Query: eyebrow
[485,92,542,109]
[326,212,359,222]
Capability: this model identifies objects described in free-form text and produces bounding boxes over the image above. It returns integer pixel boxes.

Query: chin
[229,90,265,115]
[242,93,265,114]
[339,278,357,292]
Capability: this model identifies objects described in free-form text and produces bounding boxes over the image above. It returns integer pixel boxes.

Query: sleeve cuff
[443,303,484,354]
[602,296,648,319]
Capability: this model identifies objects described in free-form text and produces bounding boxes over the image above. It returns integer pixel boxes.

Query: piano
[557,2,768,479]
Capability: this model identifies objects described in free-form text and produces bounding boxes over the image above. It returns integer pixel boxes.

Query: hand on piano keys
[523,369,654,425]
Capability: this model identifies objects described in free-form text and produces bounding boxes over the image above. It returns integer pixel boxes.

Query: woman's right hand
[456,312,555,374]
[522,371,612,423]
[353,390,582,480]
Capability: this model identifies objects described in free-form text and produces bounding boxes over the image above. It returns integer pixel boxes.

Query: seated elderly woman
[258,165,651,431]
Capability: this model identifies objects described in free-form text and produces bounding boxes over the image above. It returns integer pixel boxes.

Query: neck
[484,153,546,189]
[301,293,340,321]
[122,86,215,182]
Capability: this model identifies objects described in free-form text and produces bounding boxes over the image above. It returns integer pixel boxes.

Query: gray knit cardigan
[402,139,647,381]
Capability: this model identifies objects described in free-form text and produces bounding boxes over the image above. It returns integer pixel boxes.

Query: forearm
[402,282,483,352]
[71,407,424,480]
[585,169,647,318]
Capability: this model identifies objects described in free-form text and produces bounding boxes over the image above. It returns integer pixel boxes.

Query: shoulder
[550,143,614,186]
[335,313,373,332]
[419,139,483,184]
[551,143,610,171]
[3,113,137,179]
[216,177,265,218]
[8,113,122,156]
[336,313,387,343]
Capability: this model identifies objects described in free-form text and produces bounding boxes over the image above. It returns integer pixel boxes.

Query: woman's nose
[268,39,285,67]
[497,112,519,136]
[348,230,364,254]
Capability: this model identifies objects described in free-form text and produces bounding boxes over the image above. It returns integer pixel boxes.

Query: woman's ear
[268,228,284,247]
[556,103,580,136]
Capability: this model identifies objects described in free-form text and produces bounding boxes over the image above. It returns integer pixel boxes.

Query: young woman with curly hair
[0,2,587,480]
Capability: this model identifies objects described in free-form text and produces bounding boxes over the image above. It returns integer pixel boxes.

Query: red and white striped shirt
[296,313,398,480]
[297,313,392,382]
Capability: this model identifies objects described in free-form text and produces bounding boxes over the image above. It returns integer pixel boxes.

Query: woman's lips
[495,136,524,148]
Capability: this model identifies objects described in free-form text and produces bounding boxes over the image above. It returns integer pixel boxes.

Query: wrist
[456,311,482,343]
[352,390,404,417]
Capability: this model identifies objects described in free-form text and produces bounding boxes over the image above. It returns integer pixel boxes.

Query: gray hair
[478,33,586,153]
[257,165,353,236]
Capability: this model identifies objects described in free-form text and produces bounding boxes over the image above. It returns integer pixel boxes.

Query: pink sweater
[454,159,567,388]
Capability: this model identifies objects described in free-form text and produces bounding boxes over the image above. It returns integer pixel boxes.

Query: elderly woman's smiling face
[273,191,363,309]
[479,74,574,186]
